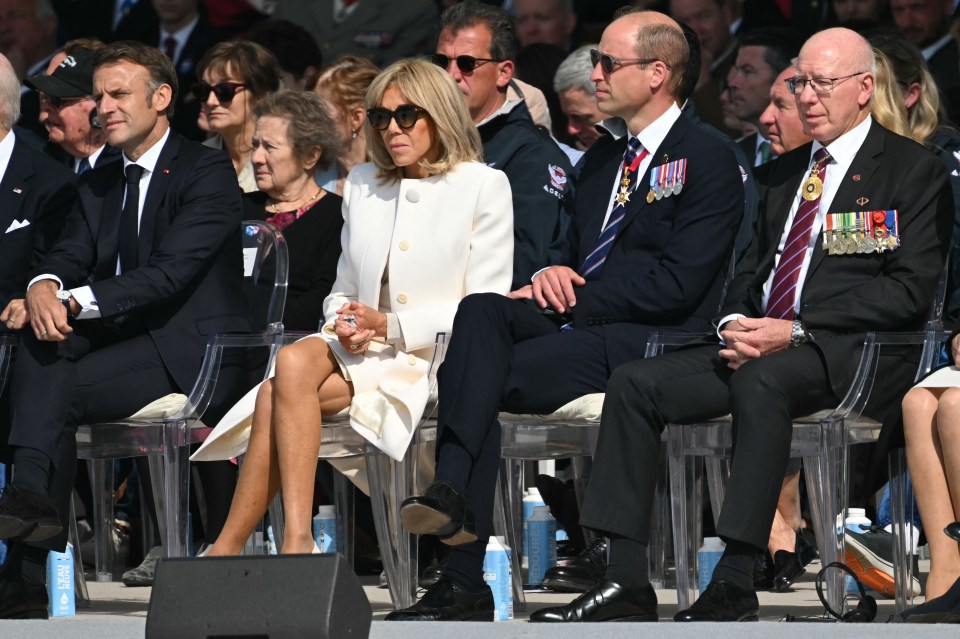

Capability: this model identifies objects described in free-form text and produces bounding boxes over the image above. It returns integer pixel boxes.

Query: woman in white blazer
[195,59,514,554]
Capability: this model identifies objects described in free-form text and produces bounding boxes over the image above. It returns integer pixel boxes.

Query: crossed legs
[902,386,960,599]
[207,338,352,555]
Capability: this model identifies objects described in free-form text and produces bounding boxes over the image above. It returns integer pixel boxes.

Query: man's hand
[0,299,30,331]
[532,266,586,313]
[24,280,72,342]
[719,316,793,369]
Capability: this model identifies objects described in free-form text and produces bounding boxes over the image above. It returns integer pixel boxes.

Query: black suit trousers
[436,293,614,539]
[579,342,840,550]
[9,324,177,551]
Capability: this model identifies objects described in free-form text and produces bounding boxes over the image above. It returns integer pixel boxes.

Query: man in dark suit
[0,41,251,619]
[386,9,744,622]
[531,27,953,623]
[51,0,159,43]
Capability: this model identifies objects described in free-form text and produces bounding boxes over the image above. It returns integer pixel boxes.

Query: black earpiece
[815,561,877,623]
[89,108,101,129]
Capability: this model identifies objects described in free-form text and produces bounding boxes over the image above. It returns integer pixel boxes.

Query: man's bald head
[0,53,20,131]
[799,28,876,77]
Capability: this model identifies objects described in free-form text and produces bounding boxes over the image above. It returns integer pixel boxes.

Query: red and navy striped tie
[580,137,647,280]
[765,147,831,320]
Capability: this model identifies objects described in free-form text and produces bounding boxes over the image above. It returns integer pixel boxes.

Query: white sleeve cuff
[69,286,101,319]
[27,274,63,291]
[716,313,747,340]
[530,266,551,283]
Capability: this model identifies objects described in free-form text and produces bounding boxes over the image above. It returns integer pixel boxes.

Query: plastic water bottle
[483,536,513,621]
[697,537,725,594]
[527,506,557,587]
[47,544,75,617]
[266,524,278,555]
[845,508,872,593]
[312,504,337,553]
[522,488,545,563]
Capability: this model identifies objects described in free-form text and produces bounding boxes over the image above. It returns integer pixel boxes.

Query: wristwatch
[789,319,809,348]
[56,290,75,318]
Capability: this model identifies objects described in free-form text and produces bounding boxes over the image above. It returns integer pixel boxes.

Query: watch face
[56,291,71,301]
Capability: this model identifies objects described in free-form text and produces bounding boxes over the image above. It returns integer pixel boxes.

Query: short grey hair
[553,44,597,96]
[0,55,21,130]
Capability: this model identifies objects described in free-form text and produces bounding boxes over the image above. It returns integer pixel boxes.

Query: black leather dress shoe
[753,551,774,590]
[541,537,607,592]
[0,573,48,619]
[772,549,805,592]
[0,485,61,542]
[674,580,759,622]
[384,577,493,621]
[400,482,476,545]
[946,521,960,542]
[530,579,657,622]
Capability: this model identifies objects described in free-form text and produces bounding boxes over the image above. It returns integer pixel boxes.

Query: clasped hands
[334,301,387,354]
[719,317,793,370]
[0,280,74,342]
[507,266,585,314]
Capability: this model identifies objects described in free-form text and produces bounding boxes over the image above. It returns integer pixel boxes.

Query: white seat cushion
[500,393,605,422]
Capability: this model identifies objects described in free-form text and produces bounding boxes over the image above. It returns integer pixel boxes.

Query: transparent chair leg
[367,448,416,609]
[332,471,355,566]
[90,458,116,582]
[68,496,90,607]
[571,456,598,543]
[704,456,729,529]
[816,417,847,614]
[494,475,527,610]
[501,458,524,579]
[668,424,702,609]
[648,449,669,589]
[267,492,284,555]
[888,448,915,612]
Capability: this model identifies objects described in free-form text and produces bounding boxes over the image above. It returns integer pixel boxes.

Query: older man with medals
[530,26,954,623]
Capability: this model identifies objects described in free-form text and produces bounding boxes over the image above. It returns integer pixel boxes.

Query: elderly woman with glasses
[194,58,514,555]
[195,41,281,192]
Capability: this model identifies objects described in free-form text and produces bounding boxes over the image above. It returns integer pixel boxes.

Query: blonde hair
[870,49,909,140]
[313,54,380,119]
[364,58,482,183]
[908,66,942,144]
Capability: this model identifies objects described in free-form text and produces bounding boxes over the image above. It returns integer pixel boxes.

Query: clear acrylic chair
[74,220,289,581]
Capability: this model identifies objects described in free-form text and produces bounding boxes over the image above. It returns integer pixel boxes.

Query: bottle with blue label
[697,537,725,595]
[313,504,337,553]
[47,543,75,617]
[845,508,872,593]
[483,536,513,621]
[522,488,545,564]
[527,506,557,588]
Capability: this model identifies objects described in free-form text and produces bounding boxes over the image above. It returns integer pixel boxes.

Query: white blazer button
[399,240,410,251]
[397,293,408,304]
[406,189,420,203]
[407,354,417,365]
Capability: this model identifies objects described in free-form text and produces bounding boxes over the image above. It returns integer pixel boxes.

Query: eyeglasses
[785,72,866,96]
[430,53,501,73]
[366,105,429,131]
[39,93,90,109]
[590,49,665,74]
[192,81,246,103]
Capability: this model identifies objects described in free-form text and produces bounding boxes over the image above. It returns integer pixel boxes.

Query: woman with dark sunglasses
[195,41,281,192]
[194,59,514,556]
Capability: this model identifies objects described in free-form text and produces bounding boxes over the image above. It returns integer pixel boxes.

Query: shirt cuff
[69,286,101,319]
[716,313,746,340]
[530,266,551,283]
[385,312,403,348]
[27,274,62,291]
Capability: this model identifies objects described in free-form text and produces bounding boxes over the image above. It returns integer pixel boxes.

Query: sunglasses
[39,93,90,109]
[366,105,429,131]
[192,81,246,103]
[589,49,664,75]
[430,53,501,73]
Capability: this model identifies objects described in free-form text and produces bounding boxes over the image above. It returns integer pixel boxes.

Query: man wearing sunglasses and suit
[434,0,573,291]
[530,27,953,623]
[0,41,252,618]
[389,9,745,621]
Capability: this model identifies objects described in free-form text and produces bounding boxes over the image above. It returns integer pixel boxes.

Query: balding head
[0,53,20,131]
[611,9,689,95]
[794,28,874,145]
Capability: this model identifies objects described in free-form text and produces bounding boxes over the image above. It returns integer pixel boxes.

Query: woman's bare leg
[769,471,802,554]
[903,385,957,598]
[272,339,352,554]
[929,388,960,597]
[206,381,282,555]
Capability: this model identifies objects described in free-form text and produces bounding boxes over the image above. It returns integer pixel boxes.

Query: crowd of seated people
[2,0,960,626]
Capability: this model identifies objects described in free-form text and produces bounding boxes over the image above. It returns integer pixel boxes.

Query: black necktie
[118,164,144,273]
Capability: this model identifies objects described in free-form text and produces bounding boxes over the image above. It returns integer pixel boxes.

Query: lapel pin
[856,196,869,206]
[852,174,861,181]
[163,169,170,174]
[12,188,21,194]
[661,153,669,164]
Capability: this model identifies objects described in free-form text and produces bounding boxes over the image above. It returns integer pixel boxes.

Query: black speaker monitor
[146,554,371,639]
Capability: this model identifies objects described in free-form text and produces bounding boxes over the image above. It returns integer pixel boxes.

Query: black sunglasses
[192,81,246,103]
[39,93,89,109]
[430,53,501,73]
[367,105,429,131]
[589,48,664,74]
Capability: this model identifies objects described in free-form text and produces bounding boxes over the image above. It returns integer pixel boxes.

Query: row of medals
[804,167,897,255]
[615,165,683,206]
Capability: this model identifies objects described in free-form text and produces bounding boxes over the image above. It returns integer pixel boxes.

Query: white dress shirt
[717,116,874,335]
[30,129,171,319]
[159,15,199,64]
[0,129,15,183]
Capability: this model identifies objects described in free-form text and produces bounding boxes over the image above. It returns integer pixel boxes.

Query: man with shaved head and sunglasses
[531,26,954,623]
[389,8,744,622]
[433,0,572,291]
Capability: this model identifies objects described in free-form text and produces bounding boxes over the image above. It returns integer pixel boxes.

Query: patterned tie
[579,137,648,280]
[758,139,773,165]
[118,164,144,273]
[765,147,831,320]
